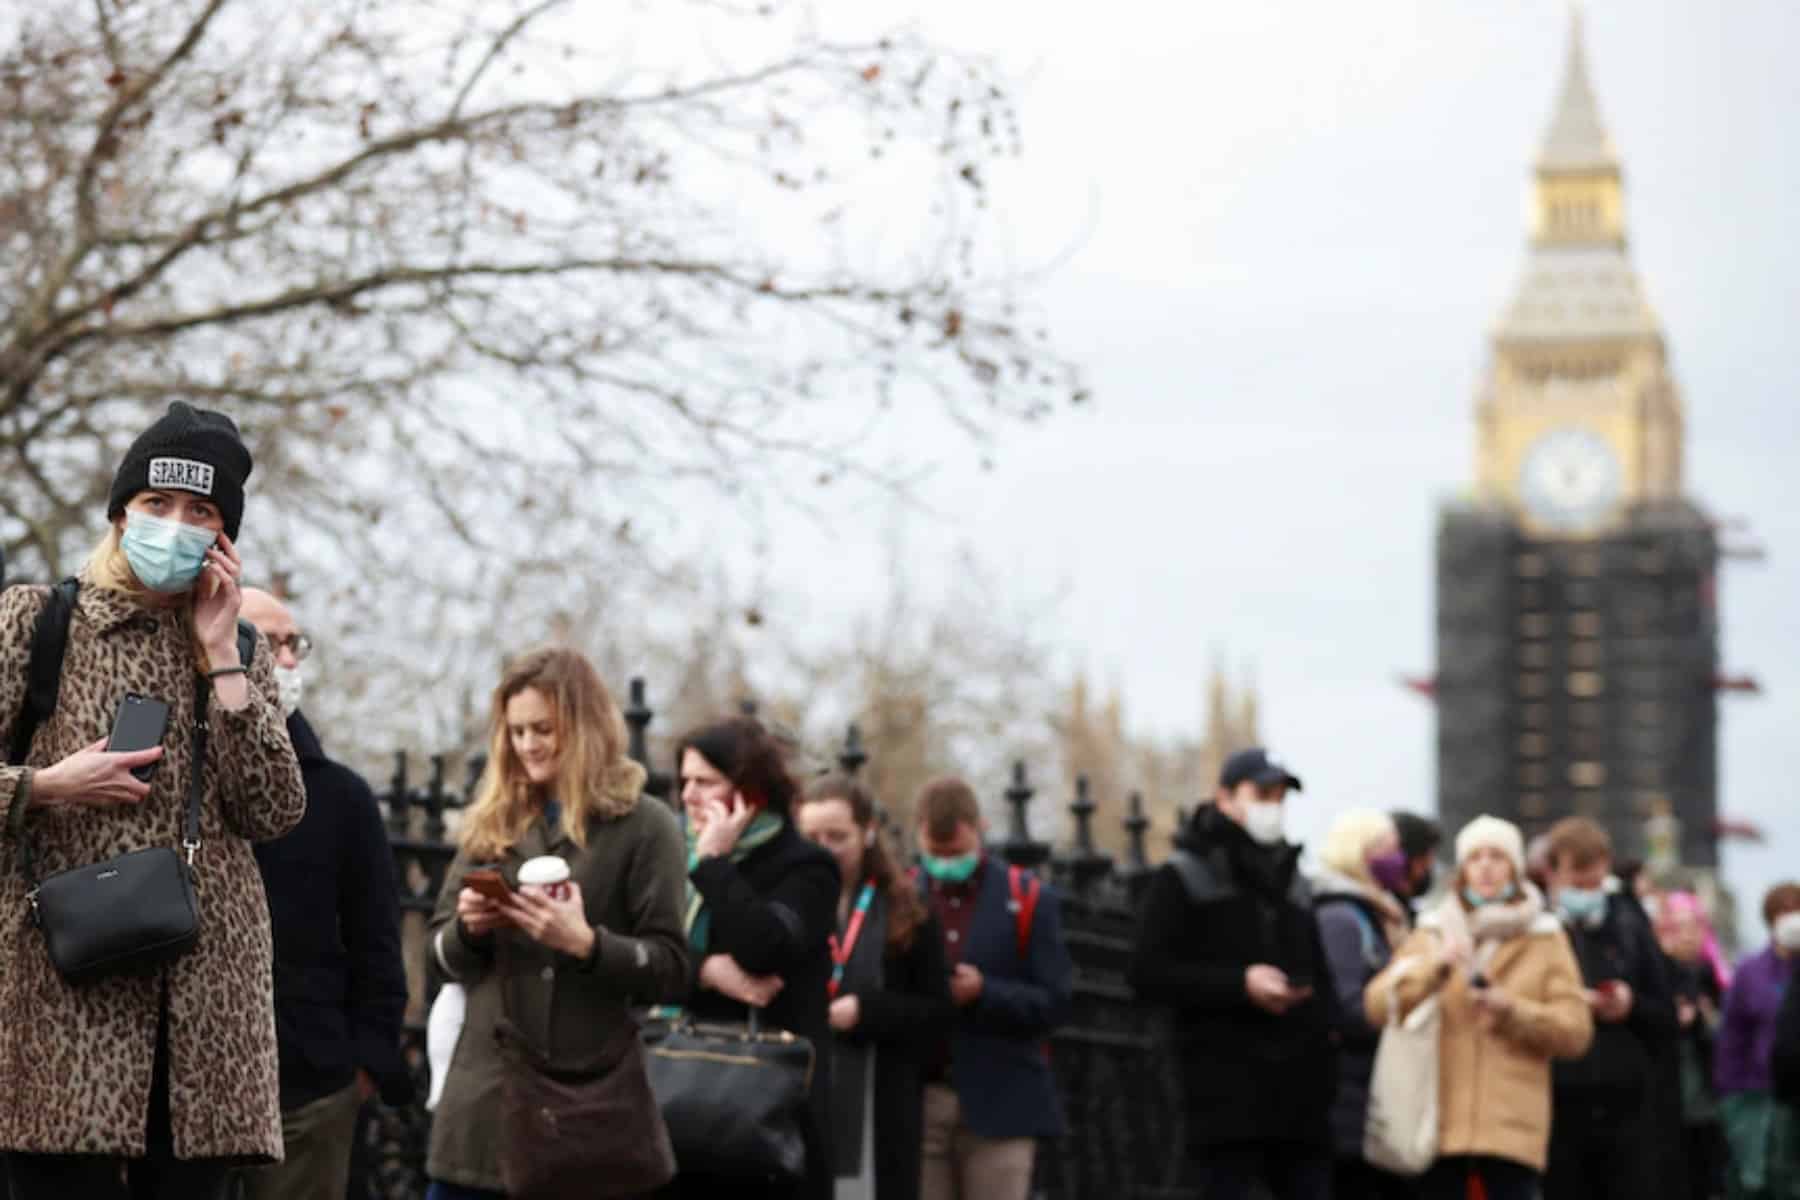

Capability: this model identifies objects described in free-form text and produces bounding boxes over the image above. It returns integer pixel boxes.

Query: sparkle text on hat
[147,457,215,495]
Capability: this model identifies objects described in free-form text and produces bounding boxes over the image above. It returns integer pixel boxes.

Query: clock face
[1518,427,1623,532]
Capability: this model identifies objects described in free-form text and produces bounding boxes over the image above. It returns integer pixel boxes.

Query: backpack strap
[1317,894,1383,968]
[7,579,80,768]
[234,618,257,671]
[1008,865,1041,964]
[1168,846,1235,904]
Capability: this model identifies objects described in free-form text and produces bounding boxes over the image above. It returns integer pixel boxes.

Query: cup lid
[518,855,571,885]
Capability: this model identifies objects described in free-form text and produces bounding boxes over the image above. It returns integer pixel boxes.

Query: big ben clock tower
[1436,11,1721,866]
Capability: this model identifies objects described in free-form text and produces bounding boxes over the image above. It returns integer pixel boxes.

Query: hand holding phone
[28,737,162,810]
[457,867,512,937]
[1590,978,1634,1022]
[463,868,513,903]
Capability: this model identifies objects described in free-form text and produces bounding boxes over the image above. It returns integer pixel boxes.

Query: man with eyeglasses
[239,588,411,1200]
[1128,748,1338,1200]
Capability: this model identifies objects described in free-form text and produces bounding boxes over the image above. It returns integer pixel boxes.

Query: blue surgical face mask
[1558,886,1609,927]
[121,510,217,594]
[920,851,980,885]
[1463,882,1519,909]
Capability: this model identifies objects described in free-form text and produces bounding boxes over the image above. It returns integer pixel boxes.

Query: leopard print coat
[0,580,305,1161]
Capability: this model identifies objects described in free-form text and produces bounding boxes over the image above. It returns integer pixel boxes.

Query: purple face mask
[1369,850,1411,895]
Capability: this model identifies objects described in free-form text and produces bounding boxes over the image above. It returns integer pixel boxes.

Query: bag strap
[183,670,208,864]
[7,579,80,768]
[1009,865,1041,964]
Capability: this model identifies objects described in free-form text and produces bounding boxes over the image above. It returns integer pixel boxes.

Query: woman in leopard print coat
[0,404,304,1199]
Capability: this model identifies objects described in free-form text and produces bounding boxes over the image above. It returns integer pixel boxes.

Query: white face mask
[1242,800,1286,846]
[274,664,304,718]
[1775,911,1800,953]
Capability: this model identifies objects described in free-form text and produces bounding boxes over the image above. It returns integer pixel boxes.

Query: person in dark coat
[1542,817,1680,1200]
[1775,957,1800,1108]
[798,775,953,1200]
[1311,809,1412,1200]
[912,776,1072,1200]
[1389,811,1443,923]
[239,589,410,1200]
[663,717,841,1200]
[1128,747,1337,1200]
[1656,890,1732,1200]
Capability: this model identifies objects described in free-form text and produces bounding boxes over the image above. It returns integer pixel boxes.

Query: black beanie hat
[107,402,254,539]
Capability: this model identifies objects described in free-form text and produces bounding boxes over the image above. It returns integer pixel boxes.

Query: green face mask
[920,851,980,884]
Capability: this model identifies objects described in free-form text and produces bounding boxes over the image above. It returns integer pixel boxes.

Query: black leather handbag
[643,1010,815,1181]
[22,674,208,986]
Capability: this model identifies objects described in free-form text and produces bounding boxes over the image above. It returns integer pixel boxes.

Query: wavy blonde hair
[460,647,632,860]
[1319,808,1398,885]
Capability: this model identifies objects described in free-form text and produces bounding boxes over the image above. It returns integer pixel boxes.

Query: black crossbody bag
[21,670,210,985]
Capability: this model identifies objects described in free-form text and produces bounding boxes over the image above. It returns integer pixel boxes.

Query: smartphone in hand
[107,693,170,783]
[464,868,513,903]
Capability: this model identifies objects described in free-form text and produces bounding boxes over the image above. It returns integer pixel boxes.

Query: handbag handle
[21,671,209,895]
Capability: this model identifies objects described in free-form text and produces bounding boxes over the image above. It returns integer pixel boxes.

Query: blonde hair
[1319,808,1397,883]
[460,647,632,861]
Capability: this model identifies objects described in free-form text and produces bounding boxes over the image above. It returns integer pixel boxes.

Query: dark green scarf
[681,810,786,959]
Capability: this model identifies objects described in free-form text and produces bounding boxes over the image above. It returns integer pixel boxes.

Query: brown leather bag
[495,1016,676,1199]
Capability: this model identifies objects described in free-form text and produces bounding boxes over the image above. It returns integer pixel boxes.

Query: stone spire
[1537,4,1616,173]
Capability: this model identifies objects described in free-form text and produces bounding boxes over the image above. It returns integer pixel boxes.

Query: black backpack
[5,579,257,766]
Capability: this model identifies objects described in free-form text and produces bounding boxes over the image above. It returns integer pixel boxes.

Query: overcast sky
[717,1,1799,941]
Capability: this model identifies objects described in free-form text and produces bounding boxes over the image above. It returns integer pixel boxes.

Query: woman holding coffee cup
[0,403,304,1199]
[425,648,689,1200]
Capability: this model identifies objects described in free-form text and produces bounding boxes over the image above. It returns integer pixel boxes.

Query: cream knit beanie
[1455,814,1526,880]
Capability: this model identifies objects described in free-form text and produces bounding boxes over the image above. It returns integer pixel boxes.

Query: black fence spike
[385,751,409,836]
[423,754,447,842]
[624,676,652,767]
[1071,774,1097,853]
[999,760,1051,868]
[463,751,487,804]
[1124,790,1151,872]
[837,722,868,777]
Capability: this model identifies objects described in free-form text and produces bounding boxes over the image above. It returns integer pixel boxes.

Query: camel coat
[0,582,305,1160]
[1364,899,1594,1172]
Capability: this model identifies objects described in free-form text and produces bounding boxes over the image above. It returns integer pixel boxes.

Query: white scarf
[1428,883,1546,974]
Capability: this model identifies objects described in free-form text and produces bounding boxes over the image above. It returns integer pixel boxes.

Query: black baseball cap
[1220,747,1303,792]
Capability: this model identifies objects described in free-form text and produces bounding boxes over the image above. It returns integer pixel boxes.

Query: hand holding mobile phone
[463,868,513,903]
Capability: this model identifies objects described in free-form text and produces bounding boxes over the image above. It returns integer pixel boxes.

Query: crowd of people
[1131,752,1800,1200]
[0,400,1795,1200]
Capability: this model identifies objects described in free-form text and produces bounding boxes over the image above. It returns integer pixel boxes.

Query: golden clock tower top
[1476,8,1685,536]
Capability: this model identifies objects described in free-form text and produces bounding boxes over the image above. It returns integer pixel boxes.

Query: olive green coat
[424,765,688,1192]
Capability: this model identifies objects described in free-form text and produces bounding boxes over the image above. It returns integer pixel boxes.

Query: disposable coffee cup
[518,856,571,901]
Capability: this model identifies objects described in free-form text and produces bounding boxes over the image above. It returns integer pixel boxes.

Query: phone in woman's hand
[107,693,170,782]
[464,868,512,903]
